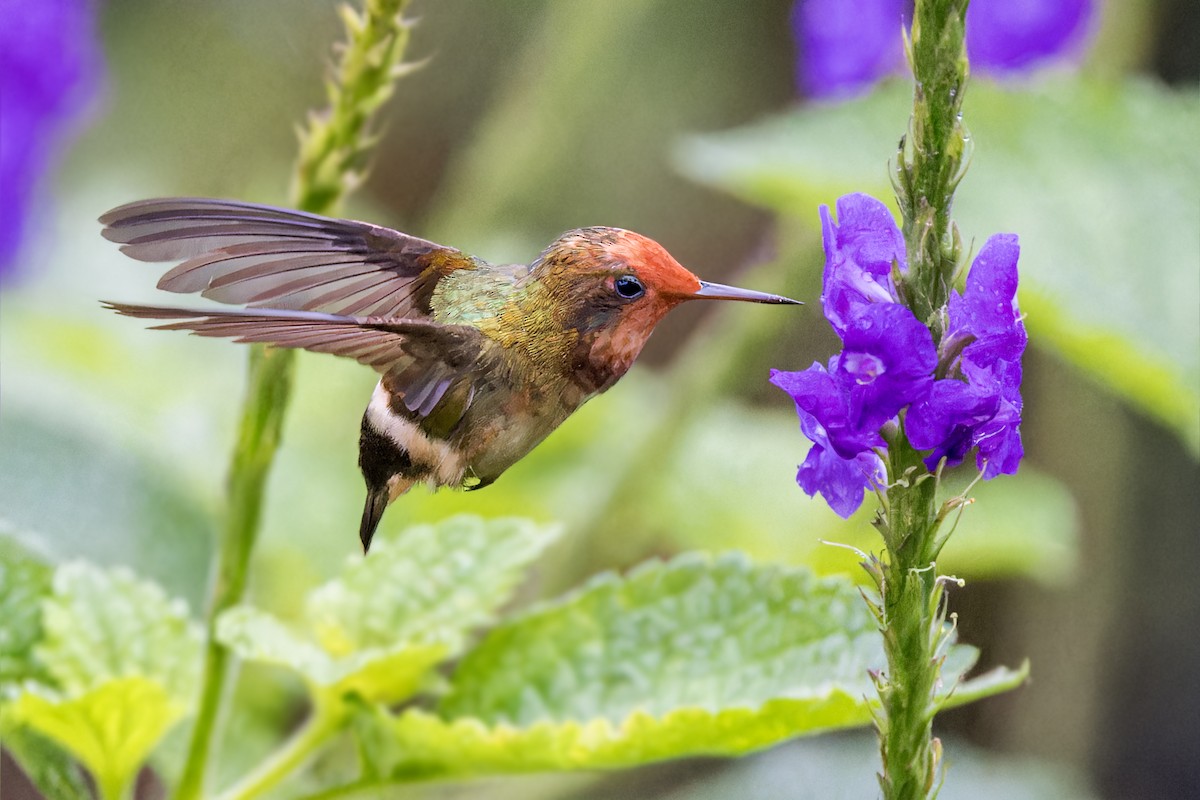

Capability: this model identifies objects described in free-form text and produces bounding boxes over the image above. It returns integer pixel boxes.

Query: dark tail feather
[360,487,390,553]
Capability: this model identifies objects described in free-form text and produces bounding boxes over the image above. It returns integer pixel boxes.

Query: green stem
[173,2,416,797]
[217,701,346,800]
[873,1,970,798]
[895,0,969,327]
[877,434,943,800]
[175,345,295,800]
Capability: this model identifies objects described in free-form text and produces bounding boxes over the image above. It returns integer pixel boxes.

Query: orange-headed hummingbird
[101,198,800,551]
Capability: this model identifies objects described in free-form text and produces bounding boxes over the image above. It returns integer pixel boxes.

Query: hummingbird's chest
[452,362,588,484]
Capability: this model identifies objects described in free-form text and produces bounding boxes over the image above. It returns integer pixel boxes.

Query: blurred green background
[1,0,1197,798]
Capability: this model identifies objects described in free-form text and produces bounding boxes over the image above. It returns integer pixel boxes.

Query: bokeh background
[2,1,1197,798]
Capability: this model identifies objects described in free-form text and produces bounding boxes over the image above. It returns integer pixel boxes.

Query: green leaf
[307,515,562,656]
[216,606,446,705]
[441,553,876,726]
[36,562,200,698]
[2,562,201,800]
[350,554,1018,779]
[217,515,561,704]
[678,79,1200,453]
[0,725,93,800]
[7,678,186,800]
[0,533,53,688]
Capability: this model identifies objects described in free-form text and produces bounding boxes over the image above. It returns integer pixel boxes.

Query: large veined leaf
[217,516,562,704]
[350,554,1025,780]
[2,563,201,800]
[678,79,1200,453]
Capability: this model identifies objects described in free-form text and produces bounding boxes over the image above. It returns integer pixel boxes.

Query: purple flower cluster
[793,0,1093,99]
[0,0,103,280]
[771,194,1025,517]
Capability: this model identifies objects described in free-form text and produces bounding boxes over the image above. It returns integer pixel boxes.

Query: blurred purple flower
[773,193,1025,516]
[793,0,1093,99]
[0,0,103,281]
[967,0,1093,75]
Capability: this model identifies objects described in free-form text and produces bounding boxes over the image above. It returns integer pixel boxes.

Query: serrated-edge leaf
[441,552,880,725]
[216,605,447,705]
[6,677,186,800]
[217,515,558,705]
[37,561,201,700]
[1,563,202,799]
[363,691,872,778]
[306,515,562,656]
[352,642,1016,780]
[343,554,1025,780]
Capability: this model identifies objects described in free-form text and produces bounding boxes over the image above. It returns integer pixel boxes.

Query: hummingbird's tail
[360,487,390,553]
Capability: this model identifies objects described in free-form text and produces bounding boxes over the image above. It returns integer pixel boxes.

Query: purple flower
[770,304,934,517]
[967,0,1093,75]
[0,0,103,281]
[945,234,1027,370]
[793,0,1094,99]
[791,0,906,100]
[905,379,999,471]
[908,235,1026,476]
[771,365,886,517]
[820,193,907,335]
[773,192,1025,517]
[834,302,936,434]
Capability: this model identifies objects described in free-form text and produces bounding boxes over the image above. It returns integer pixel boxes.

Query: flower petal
[0,0,103,278]
[835,303,936,433]
[792,0,908,99]
[906,379,1000,470]
[966,0,1094,74]
[820,194,907,334]
[796,443,885,518]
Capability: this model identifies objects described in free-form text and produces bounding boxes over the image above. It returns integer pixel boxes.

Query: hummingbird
[101,198,799,551]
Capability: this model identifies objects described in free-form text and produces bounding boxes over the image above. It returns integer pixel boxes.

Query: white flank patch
[367,381,466,487]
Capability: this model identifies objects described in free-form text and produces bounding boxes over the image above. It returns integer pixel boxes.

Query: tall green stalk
[173,2,416,797]
[871,1,970,798]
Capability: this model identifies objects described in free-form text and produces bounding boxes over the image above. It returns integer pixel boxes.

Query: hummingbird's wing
[100,198,479,319]
[103,303,491,376]
[107,302,500,444]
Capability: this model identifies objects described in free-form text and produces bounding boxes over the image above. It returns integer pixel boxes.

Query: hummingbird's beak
[692,281,802,305]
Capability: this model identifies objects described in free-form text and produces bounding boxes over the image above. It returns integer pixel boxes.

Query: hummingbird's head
[528,227,799,393]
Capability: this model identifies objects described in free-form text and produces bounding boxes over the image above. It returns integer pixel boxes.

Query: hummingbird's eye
[614,275,645,300]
